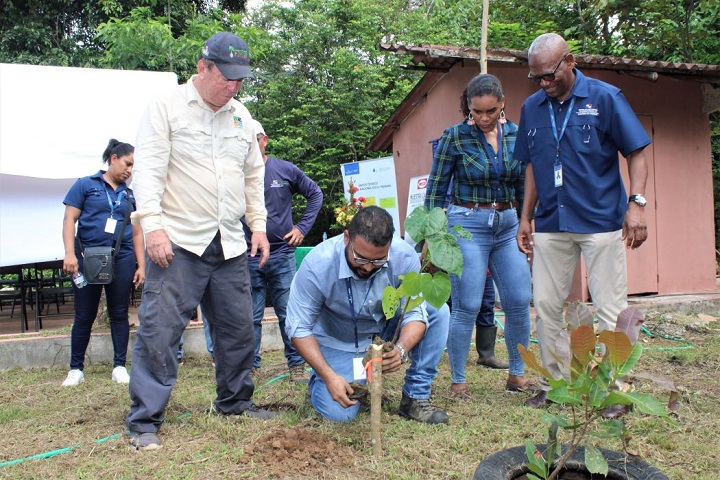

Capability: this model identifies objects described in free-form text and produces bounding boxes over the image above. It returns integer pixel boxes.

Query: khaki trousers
[533,230,627,379]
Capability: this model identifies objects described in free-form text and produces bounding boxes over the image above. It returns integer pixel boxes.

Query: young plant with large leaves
[381,206,469,332]
[518,305,677,480]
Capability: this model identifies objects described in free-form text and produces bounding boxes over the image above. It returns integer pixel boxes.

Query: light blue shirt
[285,234,427,353]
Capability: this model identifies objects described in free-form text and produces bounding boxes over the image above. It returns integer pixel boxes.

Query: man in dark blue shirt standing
[243,120,323,382]
[515,33,651,407]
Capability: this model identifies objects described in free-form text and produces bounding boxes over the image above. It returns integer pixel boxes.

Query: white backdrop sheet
[0,63,178,267]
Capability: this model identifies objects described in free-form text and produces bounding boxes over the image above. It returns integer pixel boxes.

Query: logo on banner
[417,178,428,189]
[343,163,360,176]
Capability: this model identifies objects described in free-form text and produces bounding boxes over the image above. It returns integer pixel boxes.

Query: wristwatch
[396,344,409,364]
[628,194,647,207]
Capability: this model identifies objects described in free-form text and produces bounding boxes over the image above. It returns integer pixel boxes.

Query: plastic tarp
[0,63,177,267]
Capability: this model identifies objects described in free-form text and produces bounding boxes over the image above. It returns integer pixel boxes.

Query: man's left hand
[622,204,648,250]
[250,231,270,267]
[283,226,305,247]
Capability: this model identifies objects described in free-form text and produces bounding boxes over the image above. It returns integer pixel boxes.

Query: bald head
[528,33,568,59]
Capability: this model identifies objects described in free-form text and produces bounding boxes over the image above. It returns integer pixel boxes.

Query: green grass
[0,316,718,479]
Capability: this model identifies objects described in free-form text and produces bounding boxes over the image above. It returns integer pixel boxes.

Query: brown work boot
[288,364,310,383]
[398,393,449,424]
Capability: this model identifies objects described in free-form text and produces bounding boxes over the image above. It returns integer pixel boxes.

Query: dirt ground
[240,426,357,479]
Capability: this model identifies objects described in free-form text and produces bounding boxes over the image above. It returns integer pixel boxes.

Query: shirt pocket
[169,120,211,163]
[218,125,252,168]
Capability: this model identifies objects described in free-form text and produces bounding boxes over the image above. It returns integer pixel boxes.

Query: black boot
[475,326,509,369]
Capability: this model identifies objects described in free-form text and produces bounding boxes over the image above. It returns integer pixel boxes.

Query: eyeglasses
[349,240,388,267]
[527,54,567,84]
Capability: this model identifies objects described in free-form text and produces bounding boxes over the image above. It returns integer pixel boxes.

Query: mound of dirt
[242,426,356,478]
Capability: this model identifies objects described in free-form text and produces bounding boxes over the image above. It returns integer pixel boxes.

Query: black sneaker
[398,393,449,424]
[206,403,277,420]
[128,431,162,451]
[243,403,278,420]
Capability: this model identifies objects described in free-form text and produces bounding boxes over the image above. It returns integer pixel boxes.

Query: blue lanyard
[345,276,375,354]
[102,179,126,220]
[547,97,576,163]
[478,122,504,177]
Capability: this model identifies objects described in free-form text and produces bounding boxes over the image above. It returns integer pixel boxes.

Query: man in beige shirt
[126,32,274,451]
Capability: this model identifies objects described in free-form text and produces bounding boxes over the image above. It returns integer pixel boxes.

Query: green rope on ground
[0,434,121,468]
[640,325,694,350]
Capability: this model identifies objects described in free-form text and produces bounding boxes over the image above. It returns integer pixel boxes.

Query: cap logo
[228,46,249,60]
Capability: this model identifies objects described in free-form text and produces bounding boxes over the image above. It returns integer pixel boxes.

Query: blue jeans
[446,204,531,380]
[308,303,449,422]
[70,252,135,370]
[202,311,214,358]
[249,252,302,368]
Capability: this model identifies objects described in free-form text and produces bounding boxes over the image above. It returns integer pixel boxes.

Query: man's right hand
[146,229,174,268]
[516,219,535,255]
[325,372,358,408]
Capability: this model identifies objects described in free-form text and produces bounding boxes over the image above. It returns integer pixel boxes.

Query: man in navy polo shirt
[515,33,651,405]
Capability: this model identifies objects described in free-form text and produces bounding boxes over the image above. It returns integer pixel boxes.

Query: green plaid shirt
[425,120,523,210]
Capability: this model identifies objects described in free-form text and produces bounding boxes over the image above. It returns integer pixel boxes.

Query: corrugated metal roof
[381,43,720,82]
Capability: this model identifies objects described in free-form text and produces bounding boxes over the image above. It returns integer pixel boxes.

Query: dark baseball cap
[202,32,253,80]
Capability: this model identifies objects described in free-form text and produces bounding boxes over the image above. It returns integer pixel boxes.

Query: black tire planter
[473,444,668,480]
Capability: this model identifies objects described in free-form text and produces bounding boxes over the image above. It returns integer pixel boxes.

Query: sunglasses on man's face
[528,54,567,84]
[349,240,388,267]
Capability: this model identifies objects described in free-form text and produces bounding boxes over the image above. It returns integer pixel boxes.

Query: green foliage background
[1,0,718,251]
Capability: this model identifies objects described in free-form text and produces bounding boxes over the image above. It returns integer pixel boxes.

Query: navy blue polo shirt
[63,170,136,257]
[514,69,651,234]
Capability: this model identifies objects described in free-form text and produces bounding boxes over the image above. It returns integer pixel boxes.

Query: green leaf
[524,440,547,479]
[381,286,400,318]
[611,391,670,417]
[426,232,463,276]
[547,386,582,406]
[584,445,609,476]
[617,342,643,377]
[419,271,451,308]
[398,271,422,297]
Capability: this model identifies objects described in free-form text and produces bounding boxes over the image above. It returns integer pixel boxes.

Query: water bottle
[322,231,328,242]
[73,272,87,289]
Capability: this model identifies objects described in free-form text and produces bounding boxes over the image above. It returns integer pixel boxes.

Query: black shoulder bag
[79,205,131,284]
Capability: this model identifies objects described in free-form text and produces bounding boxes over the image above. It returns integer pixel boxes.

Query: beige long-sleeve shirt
[131,75,266,259]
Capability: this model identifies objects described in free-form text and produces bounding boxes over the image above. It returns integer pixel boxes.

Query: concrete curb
[0,320,285,371]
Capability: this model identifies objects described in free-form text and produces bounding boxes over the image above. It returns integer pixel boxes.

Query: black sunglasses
[528,54,567,84]
[349,240,388,267]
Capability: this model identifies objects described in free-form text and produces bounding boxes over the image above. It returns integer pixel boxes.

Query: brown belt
[454,201,517,211]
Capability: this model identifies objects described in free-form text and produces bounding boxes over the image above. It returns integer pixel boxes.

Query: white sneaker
[112,366,130,384]
[62,369,84,387]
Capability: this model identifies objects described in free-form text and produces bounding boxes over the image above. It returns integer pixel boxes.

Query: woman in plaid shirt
[424,74,534,400]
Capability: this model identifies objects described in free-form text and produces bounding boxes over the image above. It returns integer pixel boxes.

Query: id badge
[554,163,563,188]
[487,210,495,227]
[104,217,118,234]
[352,357,367,381]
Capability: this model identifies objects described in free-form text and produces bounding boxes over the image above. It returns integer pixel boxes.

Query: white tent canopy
[0,63,178,267]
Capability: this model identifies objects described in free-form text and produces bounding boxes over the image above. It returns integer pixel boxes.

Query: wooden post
[369,343,383,456]
[480,0,489,74]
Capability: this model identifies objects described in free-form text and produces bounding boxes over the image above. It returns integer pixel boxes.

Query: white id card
[554,163,563,188]
[352,357,367,381]
[104,217,118,234]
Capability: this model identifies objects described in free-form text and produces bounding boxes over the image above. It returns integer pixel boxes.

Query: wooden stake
[370,343,383,456]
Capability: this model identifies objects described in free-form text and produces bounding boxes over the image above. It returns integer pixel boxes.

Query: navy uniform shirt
[514,69,651,234]
[242,155,323,259]
[63,170,136,258]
